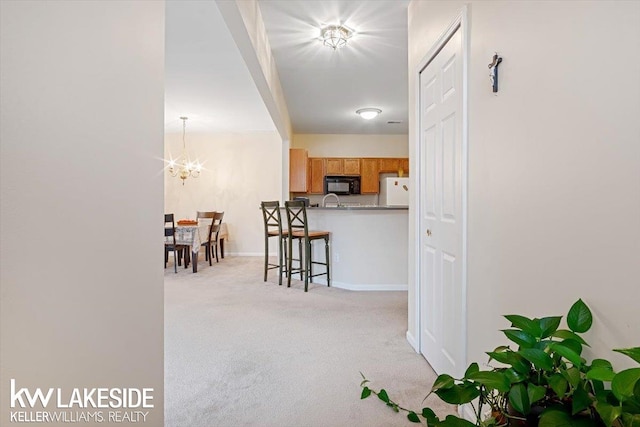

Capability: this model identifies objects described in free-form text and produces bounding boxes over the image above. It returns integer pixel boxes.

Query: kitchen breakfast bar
[296,206,408,291]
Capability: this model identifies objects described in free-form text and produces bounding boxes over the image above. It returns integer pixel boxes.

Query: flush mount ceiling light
[320,25,353,50]
[356,108,382,120]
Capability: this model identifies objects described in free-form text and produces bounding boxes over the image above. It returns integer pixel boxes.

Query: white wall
[216,0,293,142]
[408,1,640,369]
[164,131,282,256]
[0,1,164,424]
[293,134,408,157]
[308,210,409,290]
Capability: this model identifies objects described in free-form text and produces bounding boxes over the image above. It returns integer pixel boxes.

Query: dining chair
[284,201,330,292]
[164,213,189,273]
[198,211,224,266]
[197,211,215,266]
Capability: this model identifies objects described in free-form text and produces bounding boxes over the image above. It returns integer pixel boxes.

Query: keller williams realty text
[10,410,149,423]
[9,379,153,424]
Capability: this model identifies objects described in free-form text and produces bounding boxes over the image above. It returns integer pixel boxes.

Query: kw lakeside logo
[9,379,154,424]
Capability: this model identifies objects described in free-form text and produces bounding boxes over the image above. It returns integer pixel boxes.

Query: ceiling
[165,1,275,133]
[165,0,409,135]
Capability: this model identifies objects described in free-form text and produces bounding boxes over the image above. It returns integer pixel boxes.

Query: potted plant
[589,347,640,427]
[360,299,640,426]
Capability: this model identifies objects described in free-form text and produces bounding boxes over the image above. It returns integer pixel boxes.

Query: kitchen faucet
[322,193,340,207]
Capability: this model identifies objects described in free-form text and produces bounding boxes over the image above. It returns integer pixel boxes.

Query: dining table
[173,223,228,272]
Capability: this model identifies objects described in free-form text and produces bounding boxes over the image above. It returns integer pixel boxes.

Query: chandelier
[320,25,353,50]
[167,117,202,185]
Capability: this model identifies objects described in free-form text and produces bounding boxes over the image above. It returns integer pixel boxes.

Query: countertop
[308,205,408,210]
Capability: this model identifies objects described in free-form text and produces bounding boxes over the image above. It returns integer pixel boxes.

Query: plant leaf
[539,408,574,427]
[592,378,605,396]
[614,347,640,364]
[561,339,584,356]
[487,350,511,364]
[407,412,421,423]
[504,367,528,384]
[539,316,563,339]
[560,367,580,387]
[378,389,390,403]
[487,350,531,374]
[432,374,456,391]
[361,386,372,399]
[439,415,478,427]
[504,314,541,337]
[509,383,530,415]
[567,299,592,333]
[503,329,537,348]
[620,413,640,427]
[612,368,640,401]
[467,370,510,393]
[591,359,614,370]
[594,400,623,427]
[519,348,555,371]
[550,342,583,367]
[434,383,480,405]
[464,362,480,378]
[587,367,616,382]
[528,383,547,405]
[552,329,589,346]
[422,407,439,424]
[548,373,569,397]
[572,386,593,415]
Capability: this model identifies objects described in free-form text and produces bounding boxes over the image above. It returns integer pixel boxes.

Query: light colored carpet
[164,256,455,426]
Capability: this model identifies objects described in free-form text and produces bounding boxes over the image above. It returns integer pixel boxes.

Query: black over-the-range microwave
[324,176,361,195]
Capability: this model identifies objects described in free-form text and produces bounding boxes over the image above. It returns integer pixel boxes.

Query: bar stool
[284,200,331,292]
[261,201,289,285]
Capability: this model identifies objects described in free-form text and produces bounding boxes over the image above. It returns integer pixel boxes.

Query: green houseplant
[361,299,640,426]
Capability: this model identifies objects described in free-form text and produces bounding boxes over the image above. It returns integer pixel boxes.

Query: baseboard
[406,331,419,352]
[226,252,264,257]
[223,256,409,291]
[314,278,408,291]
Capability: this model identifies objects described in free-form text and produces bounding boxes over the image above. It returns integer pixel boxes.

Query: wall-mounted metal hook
[488,53,503,93]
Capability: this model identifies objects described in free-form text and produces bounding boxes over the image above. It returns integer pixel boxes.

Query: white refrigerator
[379,177,409,206]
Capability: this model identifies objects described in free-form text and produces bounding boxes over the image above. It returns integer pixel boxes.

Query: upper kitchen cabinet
[360,158,380,194]
[343,158,361,175]
[400,158,409,174]
[289,148,308,192]
[309,158,325,194]
[325,158,343,175]
[379,158,409,175]
[325,158,361,176]
[291,153,408,194]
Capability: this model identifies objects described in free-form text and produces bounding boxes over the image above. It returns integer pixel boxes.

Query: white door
[419,26,465,377]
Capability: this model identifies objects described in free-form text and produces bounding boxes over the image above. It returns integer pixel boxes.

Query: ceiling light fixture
[320,25,353,50]
[167,117,202,185]
[356,108,382,120]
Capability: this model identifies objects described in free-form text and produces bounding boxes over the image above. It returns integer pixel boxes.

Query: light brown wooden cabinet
[324,158,361,176]
[343,158,361,175]
[309,158,325,194]
[325,158,344,175]
[378,158,400,173]
[378,157,409,175]
[360,158,380,194]
[289,148,308,192]
[400,158,409,175]
[291,154,408,194]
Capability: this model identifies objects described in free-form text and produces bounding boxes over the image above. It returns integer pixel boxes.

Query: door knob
[426,229,432,237]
